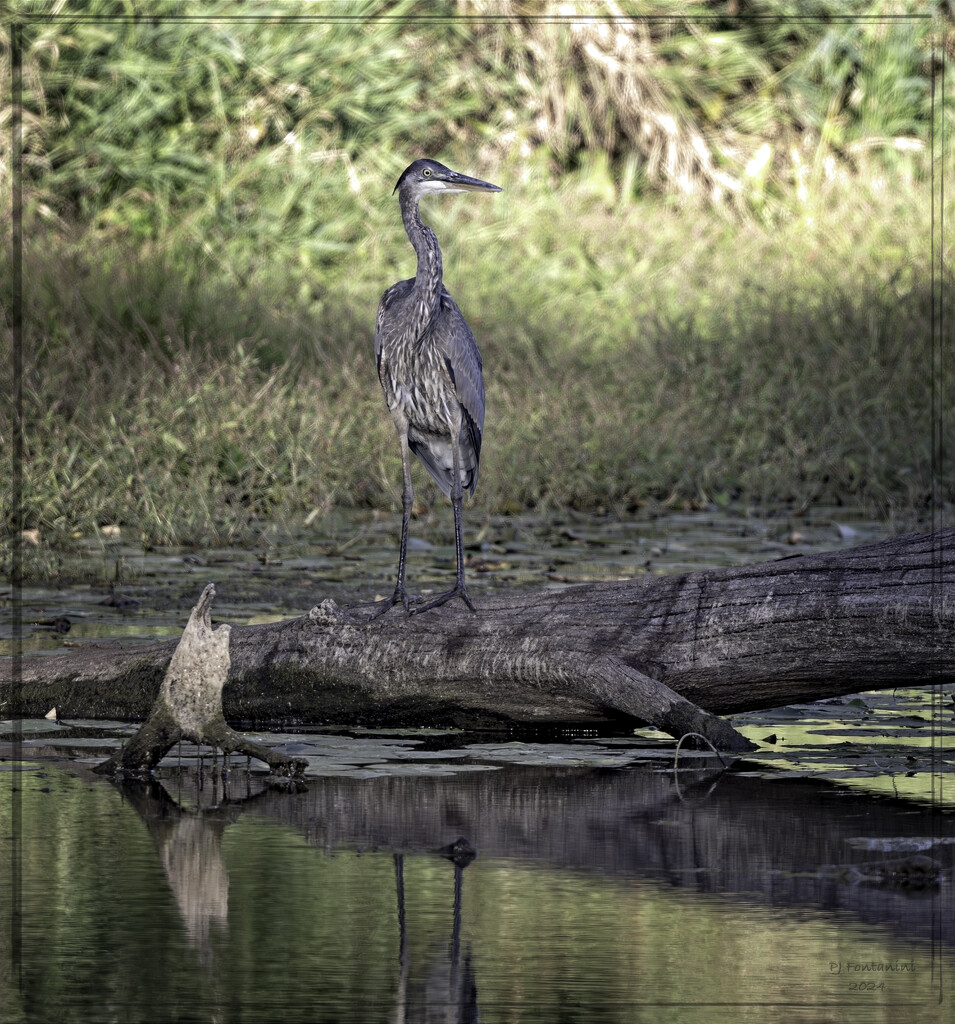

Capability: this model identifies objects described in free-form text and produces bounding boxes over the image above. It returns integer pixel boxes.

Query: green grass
[5,167,950,552]
[2,4,950,558]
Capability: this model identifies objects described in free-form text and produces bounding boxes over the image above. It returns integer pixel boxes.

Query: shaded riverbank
[8,504,896,658]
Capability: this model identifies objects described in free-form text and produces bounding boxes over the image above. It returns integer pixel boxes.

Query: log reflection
[251,765,953,946]
[110,760,952,998]
[115,777,238,967]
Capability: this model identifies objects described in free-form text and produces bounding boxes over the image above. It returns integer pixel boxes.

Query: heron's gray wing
[375,279,414,385]
[433,289,485,469]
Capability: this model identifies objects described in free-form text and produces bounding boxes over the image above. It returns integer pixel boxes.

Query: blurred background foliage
[1,1,952,546]
[6,1,946,237]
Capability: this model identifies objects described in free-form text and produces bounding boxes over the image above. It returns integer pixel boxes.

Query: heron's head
[393,159,502,200]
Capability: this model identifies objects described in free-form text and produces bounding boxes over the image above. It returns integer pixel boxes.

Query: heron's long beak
[440,171,503,194]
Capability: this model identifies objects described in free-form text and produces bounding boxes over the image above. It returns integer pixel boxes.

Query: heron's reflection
[393,839,480,1023]
[114,769,485,1018]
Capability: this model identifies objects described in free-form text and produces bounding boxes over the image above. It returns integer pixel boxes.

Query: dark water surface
[3,507,953,1022]
[1,742,952,1024]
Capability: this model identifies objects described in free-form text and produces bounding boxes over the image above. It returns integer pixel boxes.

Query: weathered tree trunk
[5,529,952,752]
[93,585,307,778]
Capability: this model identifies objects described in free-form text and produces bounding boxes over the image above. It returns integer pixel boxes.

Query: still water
[3,506,953,1022]
[2,717,953,1024]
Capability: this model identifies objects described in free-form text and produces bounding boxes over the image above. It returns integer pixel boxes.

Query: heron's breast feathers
[376,285,484,476]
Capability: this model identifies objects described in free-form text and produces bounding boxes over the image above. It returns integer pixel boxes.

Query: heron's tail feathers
[408,432,479,500]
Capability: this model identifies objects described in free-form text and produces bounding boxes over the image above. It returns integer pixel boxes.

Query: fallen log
[4,528,953,752]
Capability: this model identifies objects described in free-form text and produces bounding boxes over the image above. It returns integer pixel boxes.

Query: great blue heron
[371,158,502,617]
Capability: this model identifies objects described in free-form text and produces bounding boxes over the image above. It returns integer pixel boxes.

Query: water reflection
[107,772,486,1021]
[119,780,235,964]
[7,756,949,1023]
[242,764,953,945]
[393,841,479,1024]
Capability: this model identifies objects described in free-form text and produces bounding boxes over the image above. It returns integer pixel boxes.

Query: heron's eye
[423,168,432,177]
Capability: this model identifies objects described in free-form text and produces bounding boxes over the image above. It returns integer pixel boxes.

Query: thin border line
[7,4,949,1012]
[20,12,936,23]
[930,13,947,998]
[9,17,24,997]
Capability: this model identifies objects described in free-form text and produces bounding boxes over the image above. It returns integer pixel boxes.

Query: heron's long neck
[400,192,443,335]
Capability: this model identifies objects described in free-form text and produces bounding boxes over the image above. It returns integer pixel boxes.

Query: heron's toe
[409,585,476,615]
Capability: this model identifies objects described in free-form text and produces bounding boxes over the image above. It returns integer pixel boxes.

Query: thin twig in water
[673,732,728,773]
[671,732,730,803]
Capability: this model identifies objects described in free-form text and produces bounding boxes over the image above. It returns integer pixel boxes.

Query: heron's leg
[394,434,415,601]
[450,487,475,608]
[370,427,418,618]
[412,433,476,615]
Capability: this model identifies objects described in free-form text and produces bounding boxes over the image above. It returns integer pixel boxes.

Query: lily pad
[0,718,66,737]
[20,736,122,749]
[56,718,140,732]
[388,749,472,760]
[461,741,644,768]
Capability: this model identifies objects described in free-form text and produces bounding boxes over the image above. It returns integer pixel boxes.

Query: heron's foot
[410,583,476,615]
[368,583,421,620]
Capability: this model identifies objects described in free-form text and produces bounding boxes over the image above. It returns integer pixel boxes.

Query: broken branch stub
[94,584,306,778]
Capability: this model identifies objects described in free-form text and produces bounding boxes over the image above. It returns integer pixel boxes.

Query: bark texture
[93,585,306,777]
[7,529,952,751]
